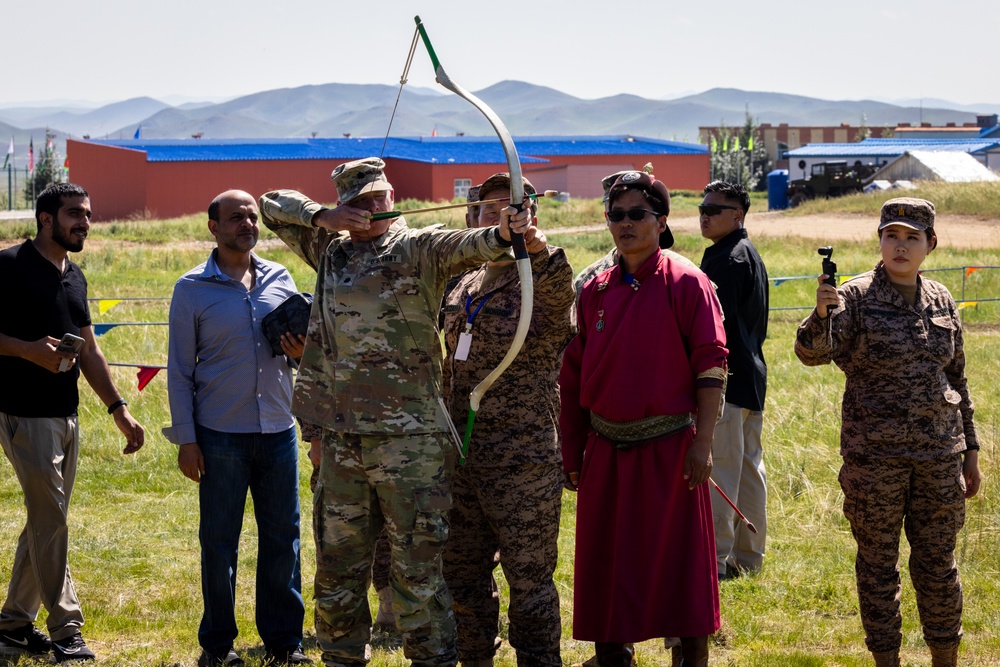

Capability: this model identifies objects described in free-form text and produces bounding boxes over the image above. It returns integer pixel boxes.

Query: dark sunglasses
[698,204,740,217]
[605,208,661,223]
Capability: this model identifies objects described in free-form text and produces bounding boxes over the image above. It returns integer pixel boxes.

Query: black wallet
[261,293,313,357]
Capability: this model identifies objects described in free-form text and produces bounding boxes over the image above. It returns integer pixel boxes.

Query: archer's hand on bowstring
[312,204,381,235]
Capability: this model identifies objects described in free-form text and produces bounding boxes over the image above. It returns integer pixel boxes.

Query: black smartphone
[818,246,837,287]
[55,333,85,372]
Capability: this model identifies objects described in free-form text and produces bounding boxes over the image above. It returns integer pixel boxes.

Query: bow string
[413,16,535,463]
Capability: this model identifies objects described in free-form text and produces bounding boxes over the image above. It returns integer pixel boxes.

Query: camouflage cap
[878,197,935,232]
[330,157,393,204]
[601,170,631,201]
[466,185,481,204]
[478,172,537,200]
[465,184,482,227]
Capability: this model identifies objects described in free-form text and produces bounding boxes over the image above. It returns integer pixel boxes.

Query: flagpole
[4,136,11,210]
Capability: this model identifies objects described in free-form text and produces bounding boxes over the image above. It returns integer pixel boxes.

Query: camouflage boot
[929,644,959,667]
[871,649,900,667]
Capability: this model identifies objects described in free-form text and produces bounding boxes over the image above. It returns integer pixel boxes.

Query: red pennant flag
[965,267,982,277]
[136,366,161,391]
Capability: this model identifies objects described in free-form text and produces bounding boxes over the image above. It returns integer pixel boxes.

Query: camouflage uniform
[794,262,977,654]
[260,190,514,667]
[440,247,576,666]
[301,419,391,594]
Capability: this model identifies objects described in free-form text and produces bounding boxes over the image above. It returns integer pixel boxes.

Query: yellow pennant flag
[838,275,854,285]
[98,299,123,314]
[958,301,978,310]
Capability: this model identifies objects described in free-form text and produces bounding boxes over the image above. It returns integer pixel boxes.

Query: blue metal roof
[87,135,705,164]
[786,137,1000,158]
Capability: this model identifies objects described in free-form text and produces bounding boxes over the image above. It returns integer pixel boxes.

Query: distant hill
[0,97,170,139]
[2,84,998,149]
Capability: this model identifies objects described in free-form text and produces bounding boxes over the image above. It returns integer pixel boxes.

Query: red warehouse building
[68,135,709,221]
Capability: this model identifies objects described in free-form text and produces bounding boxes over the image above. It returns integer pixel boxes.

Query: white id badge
[455,332,473,361]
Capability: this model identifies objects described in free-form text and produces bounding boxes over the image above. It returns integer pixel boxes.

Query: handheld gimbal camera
[818,246,837,287]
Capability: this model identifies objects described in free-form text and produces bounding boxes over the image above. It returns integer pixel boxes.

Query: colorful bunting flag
[28,138,34,174]
[137,367,161,391]
[3,137,11,170]
[98,299,123,314]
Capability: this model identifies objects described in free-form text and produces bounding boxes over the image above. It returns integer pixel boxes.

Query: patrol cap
[601,170,631,201]
[465,184,481,225]
[330,157,393,204]
[478,172,537,200]
[478,172,538,213]
[606,170,674,249]
[878,197,935,233]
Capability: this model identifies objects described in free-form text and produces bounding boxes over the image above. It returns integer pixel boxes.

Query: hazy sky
[3,0,997,107]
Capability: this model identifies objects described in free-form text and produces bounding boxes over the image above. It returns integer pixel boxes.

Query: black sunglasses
[605,207,661,223]
[698,204,740,217]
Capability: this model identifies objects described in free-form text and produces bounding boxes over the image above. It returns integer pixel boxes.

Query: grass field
[1,186,998,667]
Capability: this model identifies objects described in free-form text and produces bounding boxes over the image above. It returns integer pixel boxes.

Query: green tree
[709,107,768,190]
[857,113,871,141]
[23,129,65,203]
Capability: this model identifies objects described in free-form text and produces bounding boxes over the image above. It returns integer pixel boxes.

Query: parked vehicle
[786,160,879,207]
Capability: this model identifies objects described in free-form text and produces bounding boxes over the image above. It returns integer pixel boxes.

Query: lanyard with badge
[455,293,493,361]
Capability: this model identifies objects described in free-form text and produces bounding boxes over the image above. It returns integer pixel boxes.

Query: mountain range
[2,83,998,156]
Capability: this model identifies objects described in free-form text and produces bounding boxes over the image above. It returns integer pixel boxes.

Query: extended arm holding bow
[414,15,534,463]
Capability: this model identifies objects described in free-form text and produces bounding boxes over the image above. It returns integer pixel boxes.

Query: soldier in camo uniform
[795,198,982,667]
[259,158,539,667]
[440,173,575,667]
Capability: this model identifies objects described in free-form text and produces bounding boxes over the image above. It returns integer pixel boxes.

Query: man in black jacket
[698,180,769,581]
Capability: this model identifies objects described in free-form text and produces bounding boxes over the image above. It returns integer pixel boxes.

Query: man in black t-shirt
[0,183,145,663]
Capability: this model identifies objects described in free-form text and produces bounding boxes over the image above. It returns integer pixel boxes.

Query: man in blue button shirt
[163,190,309,667]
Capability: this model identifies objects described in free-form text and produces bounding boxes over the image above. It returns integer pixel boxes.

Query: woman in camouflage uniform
[795,198,982,667]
